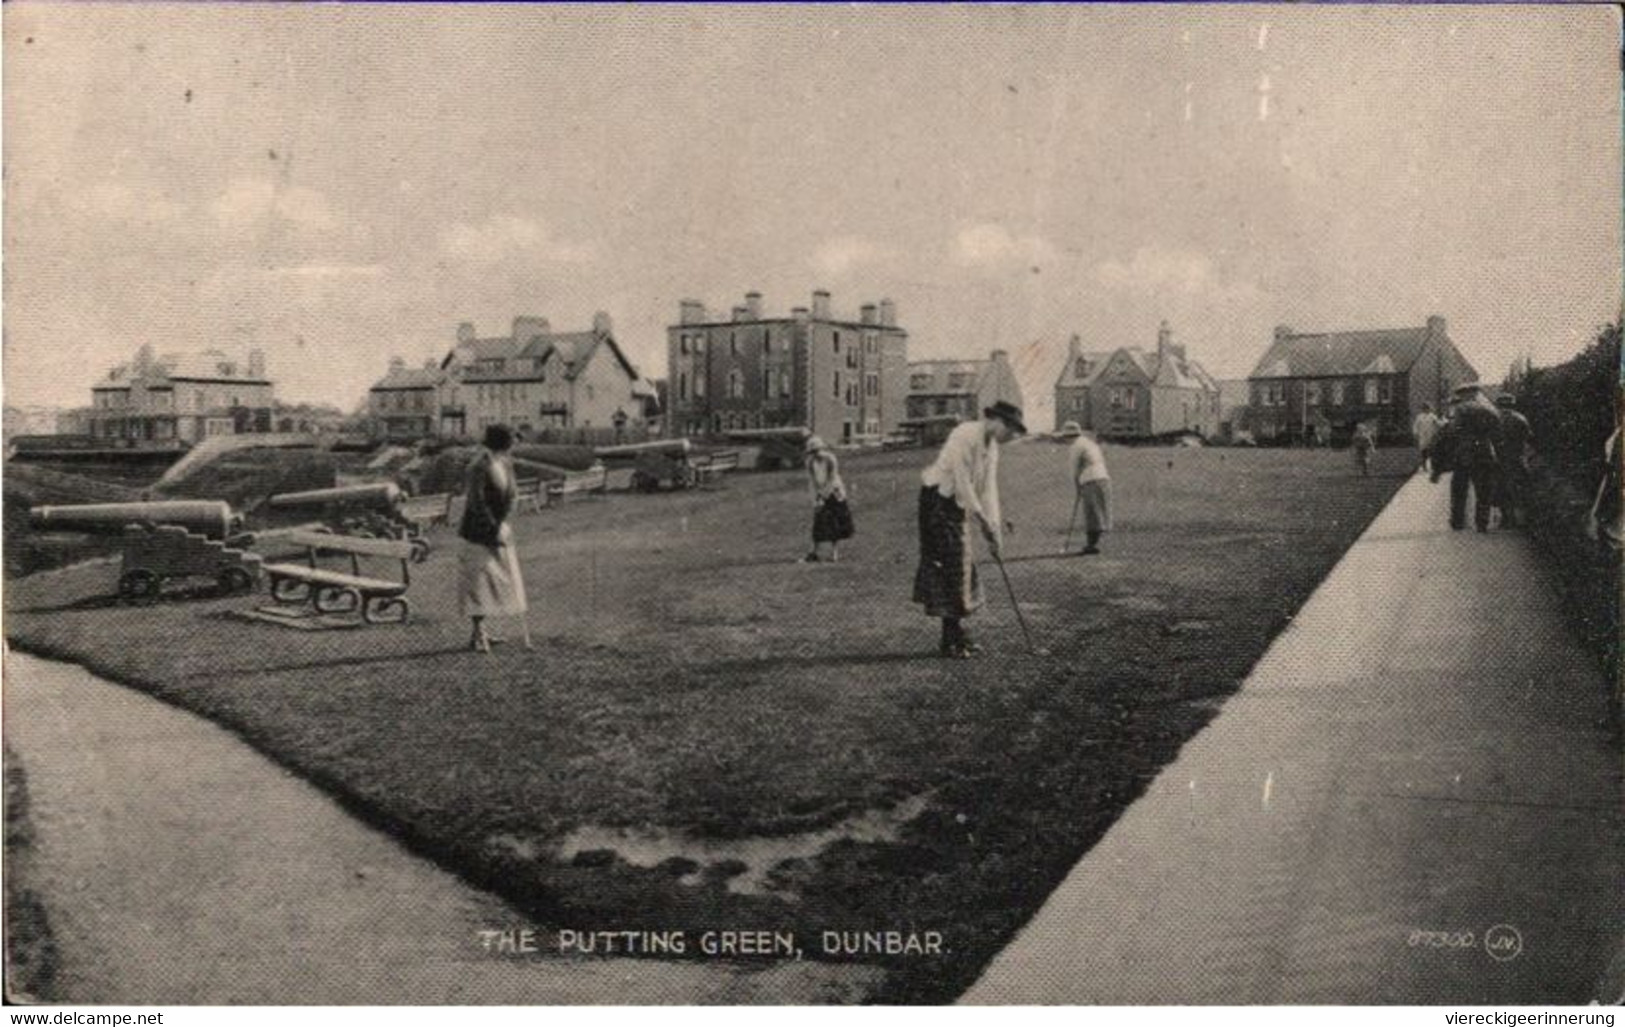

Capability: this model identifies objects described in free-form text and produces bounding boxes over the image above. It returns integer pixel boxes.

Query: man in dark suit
[1431,384,1501,532]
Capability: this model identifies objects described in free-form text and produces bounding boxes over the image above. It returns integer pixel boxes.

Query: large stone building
[87,346,274,444]
[665,291,909,441]
[368,313,650,441]
[1246,316,1477,444]
[1052,323,1221,438]
[904,349,1026,431]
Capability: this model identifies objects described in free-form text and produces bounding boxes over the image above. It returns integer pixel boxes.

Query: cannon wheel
[270,576,311,603]
[217,566,256,596]
[362,596,411,625]
[676,464,699,490]
[409,538,431,564]
[314,585,361,614]
[631,469,660,493]
[118,568,162,603]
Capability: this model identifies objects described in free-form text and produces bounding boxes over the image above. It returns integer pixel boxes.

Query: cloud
[211,177,338,234]
[73,182,187,224]
[811,236,893,277]
[951,222,1057,271]
[438,214,595,265]
[1094,245,1264,303]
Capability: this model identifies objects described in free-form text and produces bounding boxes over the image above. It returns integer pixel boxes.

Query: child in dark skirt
[803,435,854,562]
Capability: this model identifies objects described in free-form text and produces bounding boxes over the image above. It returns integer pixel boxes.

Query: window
[910,373,932,390]
[1270,384,1283,407]
[1331,380,1346,405]
[694,372,706,398]
[1364,378,1379,405]
[833,372,841,399]
[729,332,739,356]
[865,333,877,355]
[1378,377,1393,404]
[728,369,744,399]
[833,332,841,354]
[779,371,791,399]
[1306,381,1321,405]
[846,349,858,370]
[680,336,689,355]
[762,331,772,354]
[947,373,972,390]
[693,336,705,355]
[866,373,878,397]
[1075,358,1091,379]
[763,367,772,396]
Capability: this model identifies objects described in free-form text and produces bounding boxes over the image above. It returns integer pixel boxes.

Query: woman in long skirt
[458,424,532,653]
[802,435,854,563]
[913,401,1025,657]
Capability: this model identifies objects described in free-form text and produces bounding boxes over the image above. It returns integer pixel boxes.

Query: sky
[3,4,1619,428]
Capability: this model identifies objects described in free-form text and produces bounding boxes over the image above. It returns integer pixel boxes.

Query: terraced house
[1052,322,1221,439]
[1245,316,1478,444]
[666,291,909,441]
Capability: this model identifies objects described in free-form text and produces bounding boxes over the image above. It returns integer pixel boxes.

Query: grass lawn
[4,443,1411,1003]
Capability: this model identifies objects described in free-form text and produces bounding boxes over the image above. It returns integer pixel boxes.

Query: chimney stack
[1067,334,1082,361]
[512,316,551,344]
[389,355,406,372]
[732,306,749,323]
[457,322,476,344]
[1427,315,1446,337]
[811,289,831,320]
[1274,324,1294,342]
[879,298,896,327]
[679,299,706,326]
[860,303,878,325]
[744,291,763,319]
[990,348,1009,364]
[593,311,614,335]
[791,306,810,323]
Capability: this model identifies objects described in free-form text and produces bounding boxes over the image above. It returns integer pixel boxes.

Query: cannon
[598,439,697,492]
[27,501,261,601]
[29,500,242,540]
[724,427,811,471]
[264,483,430,561]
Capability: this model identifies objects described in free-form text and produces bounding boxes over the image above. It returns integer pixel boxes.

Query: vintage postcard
[3,2,1620,1011]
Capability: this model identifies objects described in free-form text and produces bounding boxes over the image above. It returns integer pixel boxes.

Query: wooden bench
[544,465,609,505]
[514,477,549,514]
[260,529,415,624]
[692,450,740,486]
[399,492,454,530]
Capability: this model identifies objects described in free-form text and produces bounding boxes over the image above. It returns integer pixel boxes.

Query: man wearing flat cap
[913,400,1024,657]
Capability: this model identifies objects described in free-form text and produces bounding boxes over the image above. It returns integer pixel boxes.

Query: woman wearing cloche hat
[801,434,854,563]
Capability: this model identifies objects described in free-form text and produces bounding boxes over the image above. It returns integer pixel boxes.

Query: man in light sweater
[912,401,1025,658]
[1068,429,1112,555]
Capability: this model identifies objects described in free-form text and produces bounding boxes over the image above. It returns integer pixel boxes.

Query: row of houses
[56,291,1479,450]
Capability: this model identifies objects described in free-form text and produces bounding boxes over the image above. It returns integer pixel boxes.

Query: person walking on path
[1067,429,1112,555]
[1587,405,1622,550]
[1494,394,1532,529]
[913,401,1025,658]
[1351,421,1376,476]
[801,435,853,563]
[1431,384,1501,533]
[458,424,532,653]
[1412,403,1443,473]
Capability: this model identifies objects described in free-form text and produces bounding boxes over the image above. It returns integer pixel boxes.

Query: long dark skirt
[912,487,982,618]
[812,496,855,543]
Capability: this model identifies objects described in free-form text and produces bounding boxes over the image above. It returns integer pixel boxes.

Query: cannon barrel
[28,500,241,539]
[596,438,692,460]
[267,483,403,511]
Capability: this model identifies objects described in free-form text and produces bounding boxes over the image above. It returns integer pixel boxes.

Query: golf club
[992,549,1048,656]
[1061,492,1082,554]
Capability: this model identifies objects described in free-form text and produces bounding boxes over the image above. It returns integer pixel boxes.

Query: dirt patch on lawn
[4,746,60,1003]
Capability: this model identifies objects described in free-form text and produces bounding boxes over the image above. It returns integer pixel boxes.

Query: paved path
[965,473,1624,1004]
[2,651,879,1004]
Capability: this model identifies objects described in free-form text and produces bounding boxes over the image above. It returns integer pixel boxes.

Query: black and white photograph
[2,2,1620,1012]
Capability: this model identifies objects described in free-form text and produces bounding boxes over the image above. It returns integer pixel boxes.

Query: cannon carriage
[598,439,699,492]
[27,500,262,601]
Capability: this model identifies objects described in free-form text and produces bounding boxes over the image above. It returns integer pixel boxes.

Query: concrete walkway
[964,473,1623,1004]
[2,651,879,1004]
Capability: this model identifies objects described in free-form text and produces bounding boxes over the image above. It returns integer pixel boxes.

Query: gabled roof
[370,367,442,391]
[1249,326,1433,380]
[444,327,641,384]
[907,359,989,394]
[1055,350,1113,388]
